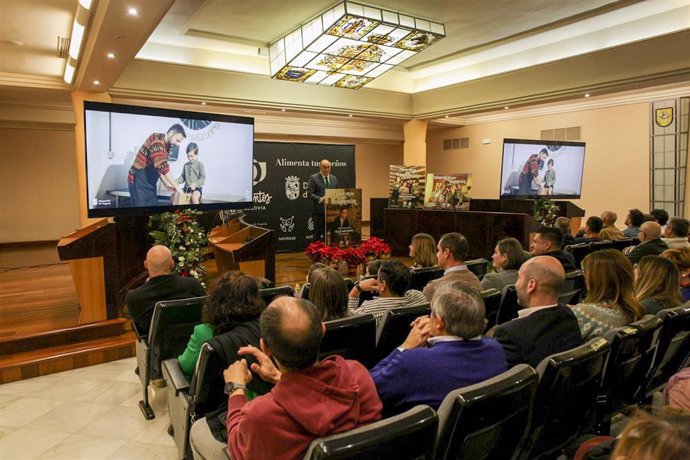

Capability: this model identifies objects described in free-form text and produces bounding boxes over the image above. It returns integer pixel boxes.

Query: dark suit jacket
[626,238,669,265]
[125,274,205,334]
[307,173,338,215]
[545,249,578,272]
[493,304,583,368]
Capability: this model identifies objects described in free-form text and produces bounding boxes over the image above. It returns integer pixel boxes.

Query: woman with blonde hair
[309,267,349,321]
[571,249,645,340]
[481,237,526,291]
[635,255,683,314]
[660,247,690,301]
[408,233,437,268]
[611,408,690,460]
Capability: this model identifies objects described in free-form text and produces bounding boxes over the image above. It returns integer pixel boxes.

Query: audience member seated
[623,208,645,238]
[349,260,427,327]
[571,249,644,340]
[189,297,382,460]
[408,232,438,269]
[650,207,670,231]
[308,267,349,321]
[661,247,690,301]
[422,232,482,301]
[599,210,626,241]
[531,226,577,271]
[177,272,265,377]
[481,237,526,292]
[296,262,328,298]
[365,259,383,277]
[369,285,507,416]
[125,245,206,334]
[623,221,669,264]
[634,256,684,315]
[574,216,603,243]
[555,216,576,247]
[491,256,582,368]
[665,368,690,411]
[663,217,690,249]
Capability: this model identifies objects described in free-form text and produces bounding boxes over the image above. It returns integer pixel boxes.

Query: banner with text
[244,142,355,252]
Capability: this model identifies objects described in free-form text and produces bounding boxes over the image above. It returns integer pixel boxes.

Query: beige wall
[0,127,80,242]
[356,143,404,220]
[427,103,651,228]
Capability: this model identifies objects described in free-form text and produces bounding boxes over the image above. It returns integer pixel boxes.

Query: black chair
[409,266,444,291]
[259,285,294,304]
[466,258,490,280]
[564,243,592,268]
[321,314,377,368]
[375,303,431,361]
[481,288,502,332]
[595,315,664,434]
[304,405,438,460]
[562,270,585,294]
[518,337,611,460]
[590,240,613,253]
[496,284,519,325]
[643,303,690,399]
[135,296,205,419]
[300,283,311,301]
[435,364,538,460]
[557,289,581,306]
[609,238,637,252]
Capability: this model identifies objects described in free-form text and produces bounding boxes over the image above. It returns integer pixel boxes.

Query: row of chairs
[408,258,490,291]
[564,238,637,268]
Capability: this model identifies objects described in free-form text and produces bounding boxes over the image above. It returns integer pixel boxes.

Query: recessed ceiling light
[584,93,591,98]
[444,115,449,118]
[347,114,353,118]
[281,108,286,112]
[93,80,100,85]
[128,7,138,15]
[201,102,206,105]
[107,52,115,59]
[504,106,509,110]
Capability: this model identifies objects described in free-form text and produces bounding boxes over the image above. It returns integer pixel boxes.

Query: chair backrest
[564,243,592,269]
[557,289,581,306]
[645,303,690,395]
[466,258,490,279]
[188,342,227,420]
[148,296,206,378]
[497,285,519,325]
[603,315,664,409]
[409,267,445,291]
[590,240,613,253]
[321,314,377,368]
[609,238,637,252]
[375,303,431,360]
[435,364,538,460]
[522,337,611,460]
[260,285,294,305]
[481,288,502,332]
[300,283,311,301]
[304,405,438,460]
[562,270,585,294]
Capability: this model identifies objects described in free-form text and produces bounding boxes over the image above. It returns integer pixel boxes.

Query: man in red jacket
[189,296,382,460]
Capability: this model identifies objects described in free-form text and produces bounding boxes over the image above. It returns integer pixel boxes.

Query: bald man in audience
[491,256,583,368]
[624,221,669,265]
[125,245,205,333]
[599,211,625,241]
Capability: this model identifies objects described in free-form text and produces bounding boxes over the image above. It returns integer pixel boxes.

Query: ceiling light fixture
[504,106,509,110]
[269,1,444,89]
[201,102,207,105]
[63,1,93,84]
[584,93,591,97]
[93,80,100,85]
[107,52,115,59]
[128,8,138,16]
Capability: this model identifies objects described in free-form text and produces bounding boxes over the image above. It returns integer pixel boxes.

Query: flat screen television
[84,101,254,218]
[499,138,586,199]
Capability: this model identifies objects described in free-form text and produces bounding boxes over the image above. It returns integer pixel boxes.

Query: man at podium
[307,159,338,242]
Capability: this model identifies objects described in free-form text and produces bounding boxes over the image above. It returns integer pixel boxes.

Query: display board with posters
[324,188,362,247]
[244,142,355,252]
[424,173,472,210]
[388,165,426,208]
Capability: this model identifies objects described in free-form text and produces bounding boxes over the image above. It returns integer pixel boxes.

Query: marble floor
[0,357,177,459]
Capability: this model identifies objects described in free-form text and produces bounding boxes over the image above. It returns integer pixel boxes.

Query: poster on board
[424,173,472,210]
[388,165,426,208]
[324,188,362,247]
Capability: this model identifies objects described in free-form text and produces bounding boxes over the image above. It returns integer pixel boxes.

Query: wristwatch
[224,381,247,395]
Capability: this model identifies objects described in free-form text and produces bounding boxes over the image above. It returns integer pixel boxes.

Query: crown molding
[0,73,69,91]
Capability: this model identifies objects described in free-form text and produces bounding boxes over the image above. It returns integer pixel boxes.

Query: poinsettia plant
[305,238,391,266]
[358,237,392,260]
[305,241,344,265]
[149,209,208,286]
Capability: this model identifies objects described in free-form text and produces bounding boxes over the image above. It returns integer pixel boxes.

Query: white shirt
[444,264,468,275]
[516,303,559,319]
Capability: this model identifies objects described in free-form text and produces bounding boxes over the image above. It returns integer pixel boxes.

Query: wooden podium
[208,216,275,283]
[57,217,149,324]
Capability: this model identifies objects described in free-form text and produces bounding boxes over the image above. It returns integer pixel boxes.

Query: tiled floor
[0,357,177,459]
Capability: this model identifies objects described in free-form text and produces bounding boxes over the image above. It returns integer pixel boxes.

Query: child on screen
[177,142,206,204]
[542,159,556,195]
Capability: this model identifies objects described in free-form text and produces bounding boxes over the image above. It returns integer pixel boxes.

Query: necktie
[325,176,329,187]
